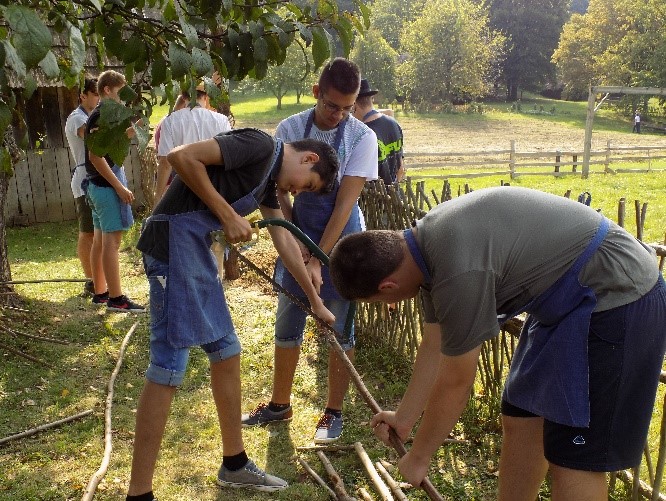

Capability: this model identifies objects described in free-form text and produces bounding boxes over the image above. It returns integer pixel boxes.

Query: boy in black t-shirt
[85,70,144,312]
[126,129,339,500]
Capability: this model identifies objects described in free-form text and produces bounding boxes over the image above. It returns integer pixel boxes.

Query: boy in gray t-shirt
[330,186,665,499]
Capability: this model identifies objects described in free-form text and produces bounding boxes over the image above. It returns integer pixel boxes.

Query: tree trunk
[507,82,519,101]
[1,128,19,306]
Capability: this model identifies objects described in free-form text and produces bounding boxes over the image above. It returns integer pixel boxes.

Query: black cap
[357,78,378,97]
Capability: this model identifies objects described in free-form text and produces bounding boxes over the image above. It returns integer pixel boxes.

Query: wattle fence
[358,179,666,500]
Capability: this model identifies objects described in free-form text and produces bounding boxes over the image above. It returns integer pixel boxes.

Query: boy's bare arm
[316,175,367,255]
[154,156,172,204]
[88,151,134,204]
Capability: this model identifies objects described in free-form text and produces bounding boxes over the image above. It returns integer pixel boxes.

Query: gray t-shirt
[416,186,658,356]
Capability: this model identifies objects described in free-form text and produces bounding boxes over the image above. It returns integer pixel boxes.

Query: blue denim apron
[502,217,610,427]
[274,111,362,300]
[145,140,282,348]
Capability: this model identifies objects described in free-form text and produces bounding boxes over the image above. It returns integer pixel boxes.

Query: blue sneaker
[313,411,343,444]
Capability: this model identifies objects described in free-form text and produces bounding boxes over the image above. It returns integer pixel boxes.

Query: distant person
[241,58,378,444]
[84,70,145,312]
[633,111,641,133]
[127,128,340,500]
[353,79,405,184]
[64,77,100,296]
[329,186,666,499]
[153,85,231,203]
[153,92,189,153]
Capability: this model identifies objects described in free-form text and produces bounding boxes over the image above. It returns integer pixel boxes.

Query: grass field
[1,91,664,500]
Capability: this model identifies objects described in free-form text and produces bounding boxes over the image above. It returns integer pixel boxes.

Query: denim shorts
[274,292,355,350]
[143,254,241,387]
[87,183,130,233]
[502,276,666,471]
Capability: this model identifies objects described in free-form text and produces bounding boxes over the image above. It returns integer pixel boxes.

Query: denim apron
[274,110,362,300]
[502,217,610,427]
[145,140,282,348]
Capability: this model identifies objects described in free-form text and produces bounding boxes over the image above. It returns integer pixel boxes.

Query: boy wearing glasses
[242,58,378,443]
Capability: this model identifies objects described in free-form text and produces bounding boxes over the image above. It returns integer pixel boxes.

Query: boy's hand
[306,258,323,294]
[221,214,253,244]
[311,301,335,326]
[398,449,429,488]
[115,185,134,204]
[370,410,411,446]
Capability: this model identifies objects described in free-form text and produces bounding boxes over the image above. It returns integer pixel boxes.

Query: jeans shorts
[87,183,130,233]
[501,276,666,471]
[143,254,241,387]
[274,292,355,351]
[74,195,94,233]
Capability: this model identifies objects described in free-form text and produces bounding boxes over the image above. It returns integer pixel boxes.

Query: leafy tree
[0,0,368,298]
[399,0,505,105]
[553,0,666,101]
[255,43,315,108]
[350,28,398,101]
[368,0,425,51]
[488,0,570,101]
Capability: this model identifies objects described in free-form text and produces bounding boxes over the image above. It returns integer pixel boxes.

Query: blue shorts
[274,293,355,350]
[502,276,666,471]
[87,183,131,233]
[143,254,241,387]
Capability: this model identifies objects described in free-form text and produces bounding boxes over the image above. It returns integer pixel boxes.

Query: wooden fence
[358,179,666,500]
[405,141,666,179]
[5,145,149,226]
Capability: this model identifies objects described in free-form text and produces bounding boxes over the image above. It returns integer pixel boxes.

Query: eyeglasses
[319,95,355,115]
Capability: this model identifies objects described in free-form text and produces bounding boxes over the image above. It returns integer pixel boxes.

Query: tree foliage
[488,0,569,100]
[254,43,315,109]
[398,0,505,104]
[553,0,666,100]
[0,0,368,170]
[367,0,425,51]
[350,28,398,101]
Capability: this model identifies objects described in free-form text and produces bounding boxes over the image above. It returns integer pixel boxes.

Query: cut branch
[353,442,393,500]
[298,457,337,499]
[0,409,93,446]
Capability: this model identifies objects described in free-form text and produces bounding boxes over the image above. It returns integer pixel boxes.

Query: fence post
[509,140,516,179]
[605,140,611,173]
[555,151,561,173]
[572,154,578,173]
[618,198,626,227]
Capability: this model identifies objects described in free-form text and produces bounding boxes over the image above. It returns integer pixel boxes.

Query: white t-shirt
[275,109,378,183]
[65,106,89,198]
[157,106,231,156]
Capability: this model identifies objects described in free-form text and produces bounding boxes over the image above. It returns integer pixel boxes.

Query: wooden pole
[298,457,337,499]
[583,86,596,178]
[0,409,93,446]
[317,450,356,501]
[376,462,408,501]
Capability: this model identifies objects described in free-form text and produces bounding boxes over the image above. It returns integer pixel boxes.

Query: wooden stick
[376,462,408,501]
[0,325,69,345]
[297,444,357,452]
[357,487,374,501]
[354,442,393,500]
[82,321,139,501]
[0,340,54,368]
[298,457,337,499]
[0,409,93,446]
[316,450,356,501]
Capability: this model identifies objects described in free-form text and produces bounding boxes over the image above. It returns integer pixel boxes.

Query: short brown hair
[330,231,405,299]
[97,70,126,95]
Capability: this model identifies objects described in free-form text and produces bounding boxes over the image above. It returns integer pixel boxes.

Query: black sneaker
[81,279,95,297]
[241,402,293,427]
[107,295,145,313]
[92,291,109,304]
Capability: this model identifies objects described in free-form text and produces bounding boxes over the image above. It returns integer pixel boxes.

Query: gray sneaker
[313,411,343,444]
[217,459,287,492]
[241,402,292,427]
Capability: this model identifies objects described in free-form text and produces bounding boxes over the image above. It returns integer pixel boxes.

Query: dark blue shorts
[502,276,666,471]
